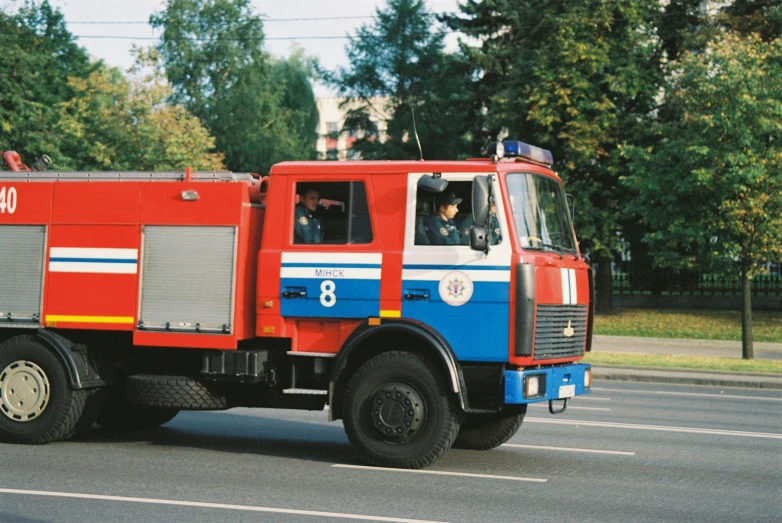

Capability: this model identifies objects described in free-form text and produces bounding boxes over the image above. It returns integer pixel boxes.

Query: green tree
[445,0,664,311]
[623,33,782,358]
[718,0,782,41]
[326,0,474,161]
[271,49,320,157]
[0,0,92,165]
[55,50,224,171]
[150,0,318,172]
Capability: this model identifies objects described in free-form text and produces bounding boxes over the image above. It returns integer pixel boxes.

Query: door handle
[404,290,430,301]
[282,287,306,298]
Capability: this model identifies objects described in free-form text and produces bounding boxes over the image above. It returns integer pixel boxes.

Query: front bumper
[504,363,591,404]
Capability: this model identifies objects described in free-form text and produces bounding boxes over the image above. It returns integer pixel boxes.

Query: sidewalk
[592,335,782,360]
[589,335,782,390]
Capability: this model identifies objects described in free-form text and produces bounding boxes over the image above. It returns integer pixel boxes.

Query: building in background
[316,97,390,160]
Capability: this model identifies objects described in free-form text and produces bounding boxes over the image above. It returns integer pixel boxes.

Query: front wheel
[0,335,88,444]
[452,405,526,450]
[342,351,461,469]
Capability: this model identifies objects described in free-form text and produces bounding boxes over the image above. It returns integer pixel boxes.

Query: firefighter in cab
[460,201,502,245]
[427,193,462,245]
[294,187,322,243]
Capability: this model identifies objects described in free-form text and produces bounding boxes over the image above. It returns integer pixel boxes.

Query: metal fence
[612,272,782,297]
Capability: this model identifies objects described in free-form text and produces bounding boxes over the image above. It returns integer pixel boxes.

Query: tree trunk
[741,268,754,360]
[595,254,613,314]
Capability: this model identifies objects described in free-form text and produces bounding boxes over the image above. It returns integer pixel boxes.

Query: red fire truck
[0,141,592,469]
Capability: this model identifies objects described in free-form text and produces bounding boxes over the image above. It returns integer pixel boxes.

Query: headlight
[584,368,592,389]
[524,375,540,398]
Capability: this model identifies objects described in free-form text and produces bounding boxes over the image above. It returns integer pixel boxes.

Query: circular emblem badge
[438,271,473,307]
[299,216,309,225]
[439,227,448,236]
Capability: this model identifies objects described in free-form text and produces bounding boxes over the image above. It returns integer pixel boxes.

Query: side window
[293,182,373,245]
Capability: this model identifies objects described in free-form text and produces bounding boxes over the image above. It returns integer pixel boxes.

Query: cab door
[401,173,512,362]
[279,179,382,320]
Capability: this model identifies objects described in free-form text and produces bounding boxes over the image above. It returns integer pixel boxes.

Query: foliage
[0,0,93,165]
[325,0,474,160]
[718,0,782,42]
[444,0,664,262]
[623,33,782,280]
[55,49,224,171]
[594,308,782,343]
[271,48,320,158]
[151,0,318,172]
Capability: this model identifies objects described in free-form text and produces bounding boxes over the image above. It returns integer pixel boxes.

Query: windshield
[506,172,576,253]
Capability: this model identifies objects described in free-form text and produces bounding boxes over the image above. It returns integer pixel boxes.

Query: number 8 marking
[320,280,336,308]
[0,187,17,214]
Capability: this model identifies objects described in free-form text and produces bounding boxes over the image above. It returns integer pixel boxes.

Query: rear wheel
[452,405,526,450]
[342,351,461,469]
[0,335,88,444]
[72,388,106,437]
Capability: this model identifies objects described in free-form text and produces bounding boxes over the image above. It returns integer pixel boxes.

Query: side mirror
[417,174,448,193]
[472,175,492,226]
[469,225,489,252]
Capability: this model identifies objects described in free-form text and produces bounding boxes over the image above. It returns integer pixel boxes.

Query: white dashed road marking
[591,387,782,402]
[0,488,446,523]
[333,464,547,482]
[526,417,782,439]
[502,444,635,455]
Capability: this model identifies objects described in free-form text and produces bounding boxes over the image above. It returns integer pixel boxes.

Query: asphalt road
[2,381,781,523]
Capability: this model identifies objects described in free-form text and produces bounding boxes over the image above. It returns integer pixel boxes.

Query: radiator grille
[533,305,587,360]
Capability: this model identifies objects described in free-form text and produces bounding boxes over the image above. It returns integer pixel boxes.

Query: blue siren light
[502,140,554,166]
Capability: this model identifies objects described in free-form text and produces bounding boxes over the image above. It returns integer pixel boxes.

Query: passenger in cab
[460,202,502,245]
[427,193,462,245]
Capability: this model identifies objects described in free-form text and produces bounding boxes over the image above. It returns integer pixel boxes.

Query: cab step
[282,388,328,395]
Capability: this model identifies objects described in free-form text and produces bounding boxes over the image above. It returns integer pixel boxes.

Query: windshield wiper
[535,242,579,259]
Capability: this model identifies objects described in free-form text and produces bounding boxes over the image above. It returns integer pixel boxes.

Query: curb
[592,366,782,390]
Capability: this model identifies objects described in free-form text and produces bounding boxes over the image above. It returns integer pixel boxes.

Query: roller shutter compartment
[138,226,236,334]
[0,226,46,324]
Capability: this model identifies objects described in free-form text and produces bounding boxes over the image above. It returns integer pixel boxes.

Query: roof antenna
[411,106,423,161]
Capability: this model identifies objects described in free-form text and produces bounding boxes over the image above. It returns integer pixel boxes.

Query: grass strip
[594,309,782,343]
[583,352,782,374]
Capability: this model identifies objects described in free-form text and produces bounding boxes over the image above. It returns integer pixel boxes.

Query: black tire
[452,405,526,450]
[342,351,461,469]
[72,387,106,438]
[125,374,228,410]
[96,394,179,431]
[0,335,88,444]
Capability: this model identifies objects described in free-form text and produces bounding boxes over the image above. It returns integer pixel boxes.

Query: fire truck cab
[0,141,592,469]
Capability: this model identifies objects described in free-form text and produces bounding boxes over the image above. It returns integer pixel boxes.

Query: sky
[36,0,463,97]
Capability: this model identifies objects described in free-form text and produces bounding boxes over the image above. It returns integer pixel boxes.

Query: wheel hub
[370,382,424,440]
[0,360,50,422]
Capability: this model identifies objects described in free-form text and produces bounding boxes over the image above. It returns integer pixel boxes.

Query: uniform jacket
[426,215,461,245]
[294,204,322,243]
